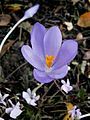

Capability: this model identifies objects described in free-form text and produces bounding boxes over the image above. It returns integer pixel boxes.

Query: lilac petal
[21,45,44,71]
[48,65,68,79]
[24,4,39,18]
[33,69,53,83]
[44,26,62,58]
[31,22,46,60]
[53,40,78,70]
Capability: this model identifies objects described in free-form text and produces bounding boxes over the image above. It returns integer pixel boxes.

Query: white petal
[2,94,9,101]
[61,80,66,84]
[2,101,6,106]
[22,92,31,104]
[24,4,39,18]
[27,88,31,96]
[0,117,4,120]
[35,95,40,101]
[0,92,2,98]
[5,107,13,114]
[61,85,68,93]
[67,79,70,85]
[30,99,37,106]
[69,86,73,91]
[10,106,22,119]
[8,99,15,107]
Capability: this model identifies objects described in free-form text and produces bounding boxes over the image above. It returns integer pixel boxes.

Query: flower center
[45,55,55,68]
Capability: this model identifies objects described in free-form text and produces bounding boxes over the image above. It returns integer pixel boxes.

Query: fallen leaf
[0,40,15,58]
[63,113,72,120]
[65,103,74,111]
[76,33,83,41]
[5,4,23,12]
[19,21,32,32]
[63,103,74,120]
[83,51,90,60]
[0,14,11,26]
[71,0,80,5]
[77,12,90,27]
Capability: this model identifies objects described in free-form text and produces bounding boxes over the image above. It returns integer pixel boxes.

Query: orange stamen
[45,55,55,68]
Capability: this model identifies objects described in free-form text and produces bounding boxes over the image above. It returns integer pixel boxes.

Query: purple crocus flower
[21,22,78,83]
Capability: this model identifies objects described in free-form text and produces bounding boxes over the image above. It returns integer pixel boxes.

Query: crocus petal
[48,65,68,79]
[22,92,31,104]
[53,40,78,70]
[21,45,44,71]
[31,22,46,60]
[44,26,62,58]
[24,4,39,18]
[5,107,13,114]
[10,106,22,119]
[33,69,53,83]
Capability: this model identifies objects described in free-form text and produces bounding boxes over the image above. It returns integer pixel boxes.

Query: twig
[5,62,27,79]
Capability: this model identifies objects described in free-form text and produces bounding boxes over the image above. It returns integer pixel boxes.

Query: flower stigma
[45,55,55,68]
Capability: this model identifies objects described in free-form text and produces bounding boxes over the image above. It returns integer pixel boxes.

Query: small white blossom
[0,117,4,120]
[22,88,40,106]
[5,100,22,119]
[61,79,73,94]
[0,92,9,106]
[68,106,81,120]
[64,21,73,31]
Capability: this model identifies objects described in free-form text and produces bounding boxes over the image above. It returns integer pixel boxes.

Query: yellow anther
[46,55,54,68]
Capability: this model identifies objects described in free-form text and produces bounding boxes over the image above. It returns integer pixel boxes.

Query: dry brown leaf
[19,21,32,32]
[83,51,90,60]
[77,12,90,27]
[76,33,83,41]
[65,102,74,111]
[63,113,72,120]
[63,103,74,120]
[71,0,80,5]
[5,4,23,12]
[0,40,15,58]
[0,14,11,26]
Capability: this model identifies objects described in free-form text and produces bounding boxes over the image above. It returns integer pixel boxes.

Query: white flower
[68,106,81,120]
[61,79,73,94]
[5,100,22,119]
[23,4,39,19]
[64,21,73,31]
[0,92,9,106]
[22,88,40,106]
[0,117,4,120]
